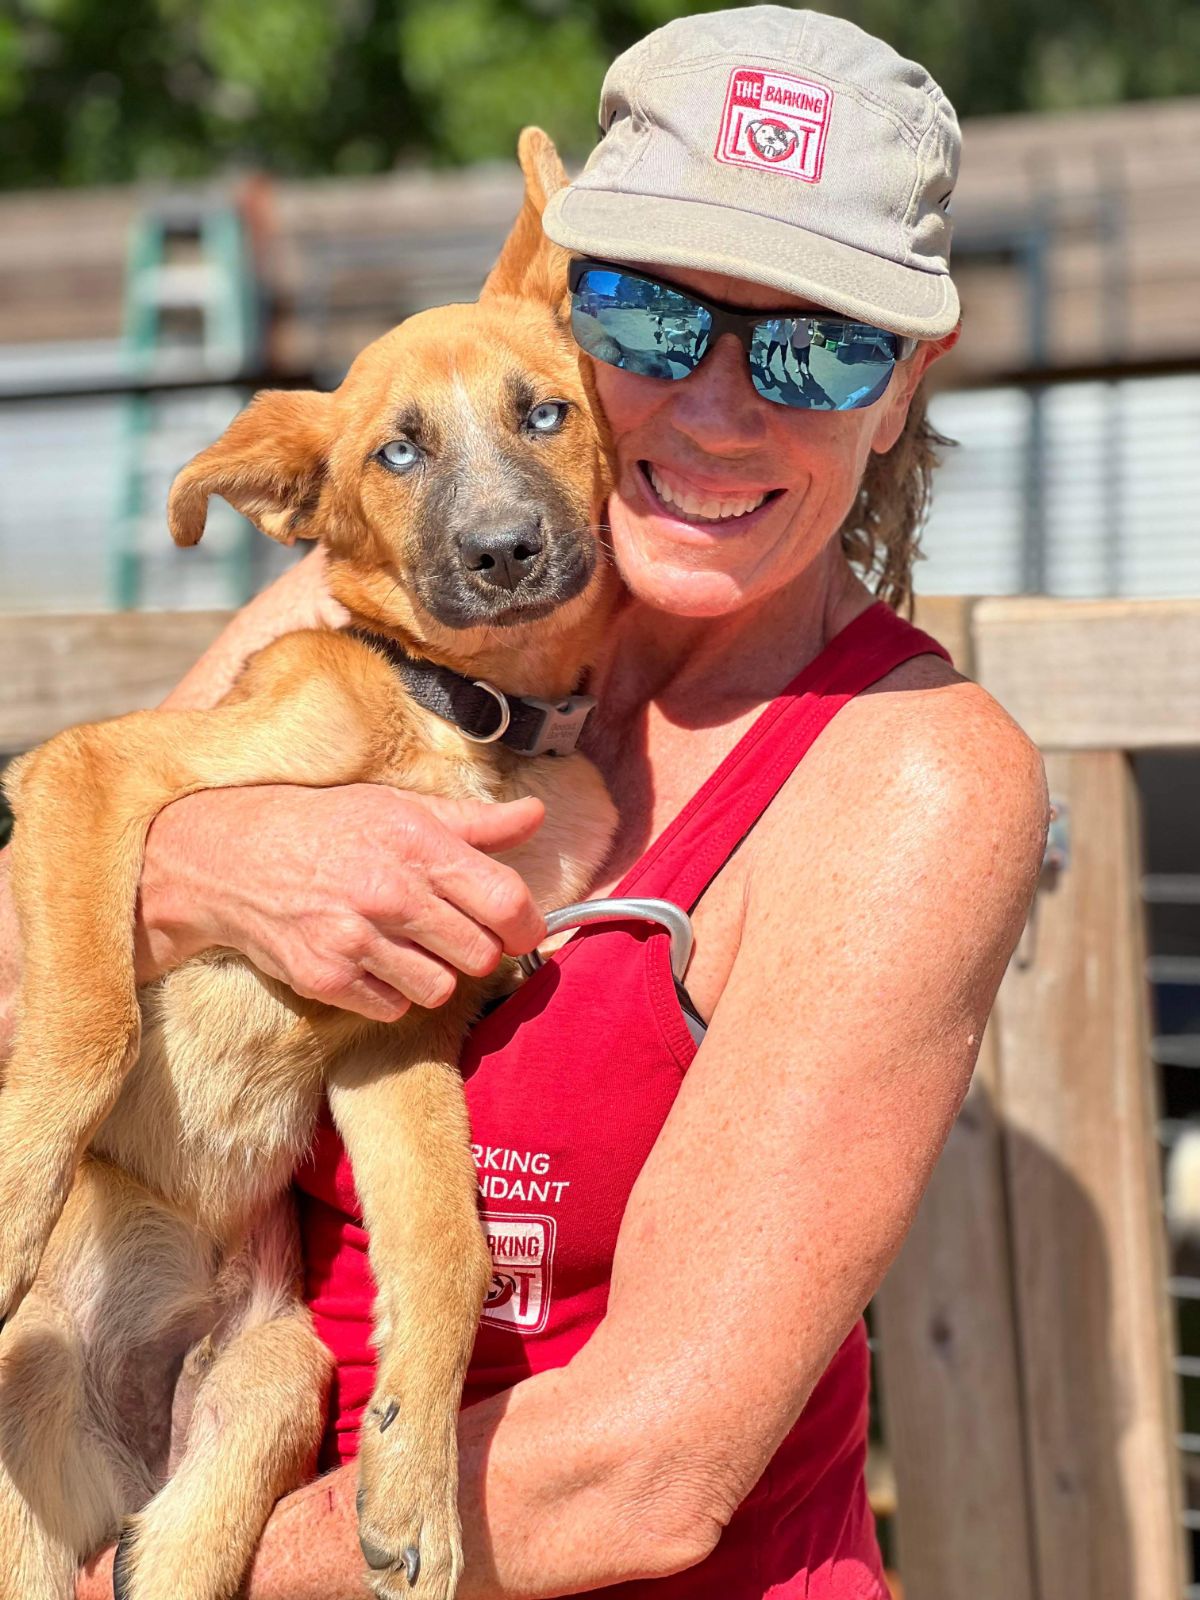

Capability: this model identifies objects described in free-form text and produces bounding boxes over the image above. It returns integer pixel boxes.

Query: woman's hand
[76,1545,115,1600]
[135,784,548,1021]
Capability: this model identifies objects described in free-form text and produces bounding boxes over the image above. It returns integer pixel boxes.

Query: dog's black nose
[459,522,544,591]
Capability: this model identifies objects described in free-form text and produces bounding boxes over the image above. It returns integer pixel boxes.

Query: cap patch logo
[715,68,832,183]
[746,119,798,162]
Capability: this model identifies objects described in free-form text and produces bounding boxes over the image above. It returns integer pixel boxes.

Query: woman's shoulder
[746,652,1049,936]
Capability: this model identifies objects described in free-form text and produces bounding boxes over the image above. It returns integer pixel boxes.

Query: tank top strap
[610,600,950,912]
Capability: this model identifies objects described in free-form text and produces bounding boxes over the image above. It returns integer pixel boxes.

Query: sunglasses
[567,258,918,413]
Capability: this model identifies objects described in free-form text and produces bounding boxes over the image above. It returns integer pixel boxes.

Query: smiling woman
[50,9,1050,1600]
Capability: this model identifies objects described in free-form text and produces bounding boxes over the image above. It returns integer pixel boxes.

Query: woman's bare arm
[160,546,345,711]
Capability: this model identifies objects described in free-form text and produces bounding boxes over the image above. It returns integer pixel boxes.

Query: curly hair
[838,379,954,614]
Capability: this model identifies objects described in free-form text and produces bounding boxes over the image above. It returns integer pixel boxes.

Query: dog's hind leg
[112,1199,332,1600]
[328,1010,493,1600]
[0,1299,126,1600]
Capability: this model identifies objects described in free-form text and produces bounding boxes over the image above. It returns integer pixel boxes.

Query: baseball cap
[541,6,961,339]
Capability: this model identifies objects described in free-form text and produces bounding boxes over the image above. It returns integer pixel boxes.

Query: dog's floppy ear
[168,389,334,548]
[481,127,571,312]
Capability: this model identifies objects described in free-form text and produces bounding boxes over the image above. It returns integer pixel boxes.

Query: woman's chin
[613,539,749,617]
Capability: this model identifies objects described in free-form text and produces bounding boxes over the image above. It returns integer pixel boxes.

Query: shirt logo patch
[479,1211,556,1334]
[715,67,832,183]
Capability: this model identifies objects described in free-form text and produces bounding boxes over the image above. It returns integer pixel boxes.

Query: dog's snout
[459,522,544,592]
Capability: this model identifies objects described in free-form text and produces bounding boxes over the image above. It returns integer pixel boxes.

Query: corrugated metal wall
[920,375,1200,599]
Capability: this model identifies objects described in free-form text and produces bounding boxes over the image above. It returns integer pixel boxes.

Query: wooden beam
[994,751,1185,1600]
[875,1026,1036,1600]
[0,612,230,751]
[972,598,1200,750]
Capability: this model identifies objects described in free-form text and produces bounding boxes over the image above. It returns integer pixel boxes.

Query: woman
[50,7,1047,1597]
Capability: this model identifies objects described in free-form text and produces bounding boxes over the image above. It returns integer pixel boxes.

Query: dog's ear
[481,127,572,312]
[168,389,334,548]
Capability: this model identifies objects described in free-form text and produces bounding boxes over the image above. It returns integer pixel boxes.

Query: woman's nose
[665,333,770,448]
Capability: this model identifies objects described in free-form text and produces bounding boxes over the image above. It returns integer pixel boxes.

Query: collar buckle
[517,693,597,757]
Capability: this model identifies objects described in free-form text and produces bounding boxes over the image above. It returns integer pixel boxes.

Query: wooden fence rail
[0,596,1193,1599]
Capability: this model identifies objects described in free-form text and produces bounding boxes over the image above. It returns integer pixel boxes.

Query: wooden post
[994,751,1184,1600]
[875,1025,1037,1600]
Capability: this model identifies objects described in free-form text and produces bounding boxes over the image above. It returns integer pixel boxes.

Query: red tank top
[295,600,949,1597]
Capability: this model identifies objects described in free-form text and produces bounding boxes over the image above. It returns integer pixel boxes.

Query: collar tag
[518,694,597,756]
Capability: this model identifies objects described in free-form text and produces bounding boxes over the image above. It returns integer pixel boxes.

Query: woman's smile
[636,460,786,537]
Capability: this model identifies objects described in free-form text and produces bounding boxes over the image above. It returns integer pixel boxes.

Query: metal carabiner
[517,896,695,983]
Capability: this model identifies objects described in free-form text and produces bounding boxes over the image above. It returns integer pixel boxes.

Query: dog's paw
[357,1398,463,1599]
[105,1496,253,1600]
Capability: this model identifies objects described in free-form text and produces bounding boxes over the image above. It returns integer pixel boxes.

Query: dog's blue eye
[378,439,422,473]
[526,401,567,434]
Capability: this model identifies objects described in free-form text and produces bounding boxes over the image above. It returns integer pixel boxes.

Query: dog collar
[348,629,597,758]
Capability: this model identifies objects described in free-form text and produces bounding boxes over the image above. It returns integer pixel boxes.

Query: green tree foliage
[1,0,1197,188]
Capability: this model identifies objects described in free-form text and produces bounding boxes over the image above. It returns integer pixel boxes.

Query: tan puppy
[0,129,616,1600]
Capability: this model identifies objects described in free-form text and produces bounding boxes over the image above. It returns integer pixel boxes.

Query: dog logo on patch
[746,119,798,162]
[479,1211,556,1334]
[715,68,832,183]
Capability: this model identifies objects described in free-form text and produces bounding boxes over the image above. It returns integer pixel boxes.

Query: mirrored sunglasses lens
[750,318,899,410]
[570,269,711,381]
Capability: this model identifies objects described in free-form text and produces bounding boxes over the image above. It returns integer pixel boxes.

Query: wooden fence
[878,596,1190,1600]
[0,596,1193,1598]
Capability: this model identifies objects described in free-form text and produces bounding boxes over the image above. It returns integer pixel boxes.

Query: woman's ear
[480,127,572,313]
[168,389,335,547]
[869,322,961,456]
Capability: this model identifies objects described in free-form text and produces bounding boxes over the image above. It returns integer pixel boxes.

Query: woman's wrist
[134,790,236,984]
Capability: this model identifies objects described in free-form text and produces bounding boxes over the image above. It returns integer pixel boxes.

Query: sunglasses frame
[567,256,919,408]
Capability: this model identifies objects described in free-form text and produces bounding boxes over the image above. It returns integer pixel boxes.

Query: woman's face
[590,264,947,619]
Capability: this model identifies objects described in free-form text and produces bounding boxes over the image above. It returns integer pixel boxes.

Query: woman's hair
[838,378,953,614]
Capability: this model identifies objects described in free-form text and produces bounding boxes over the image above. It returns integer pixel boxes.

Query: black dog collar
[349,629,596,758]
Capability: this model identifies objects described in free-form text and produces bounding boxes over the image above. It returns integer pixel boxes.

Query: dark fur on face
[369,354,597,632]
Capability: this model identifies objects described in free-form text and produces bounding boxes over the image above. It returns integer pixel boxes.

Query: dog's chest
[93,958,327,1242]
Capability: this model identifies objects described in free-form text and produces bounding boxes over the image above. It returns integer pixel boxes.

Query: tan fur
[0,129,616,1600]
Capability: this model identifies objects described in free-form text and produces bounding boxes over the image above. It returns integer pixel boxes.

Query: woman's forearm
[78,1359,694,1600]
[240,1359,699,1600]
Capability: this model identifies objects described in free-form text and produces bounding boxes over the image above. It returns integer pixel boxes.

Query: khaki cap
[542,6,961,338]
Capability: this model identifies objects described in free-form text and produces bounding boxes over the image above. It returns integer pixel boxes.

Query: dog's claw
[358,1533,423,1587]
[112,1521,136,1600]
[376,1398,400,1433]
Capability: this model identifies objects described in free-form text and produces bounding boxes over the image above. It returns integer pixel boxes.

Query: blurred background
[1,3,1198,1597]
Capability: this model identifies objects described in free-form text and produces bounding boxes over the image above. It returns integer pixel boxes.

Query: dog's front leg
[328,1006,492,1600]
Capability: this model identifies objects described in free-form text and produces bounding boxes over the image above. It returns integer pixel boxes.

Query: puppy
[0,128,616,1600]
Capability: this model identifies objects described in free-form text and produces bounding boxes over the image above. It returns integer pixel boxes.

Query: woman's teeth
[646,463,770,522]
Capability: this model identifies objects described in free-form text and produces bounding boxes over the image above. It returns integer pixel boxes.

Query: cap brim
[543,187,959,341]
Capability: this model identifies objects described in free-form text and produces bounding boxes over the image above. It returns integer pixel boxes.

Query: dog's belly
[92,954,332,1245]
